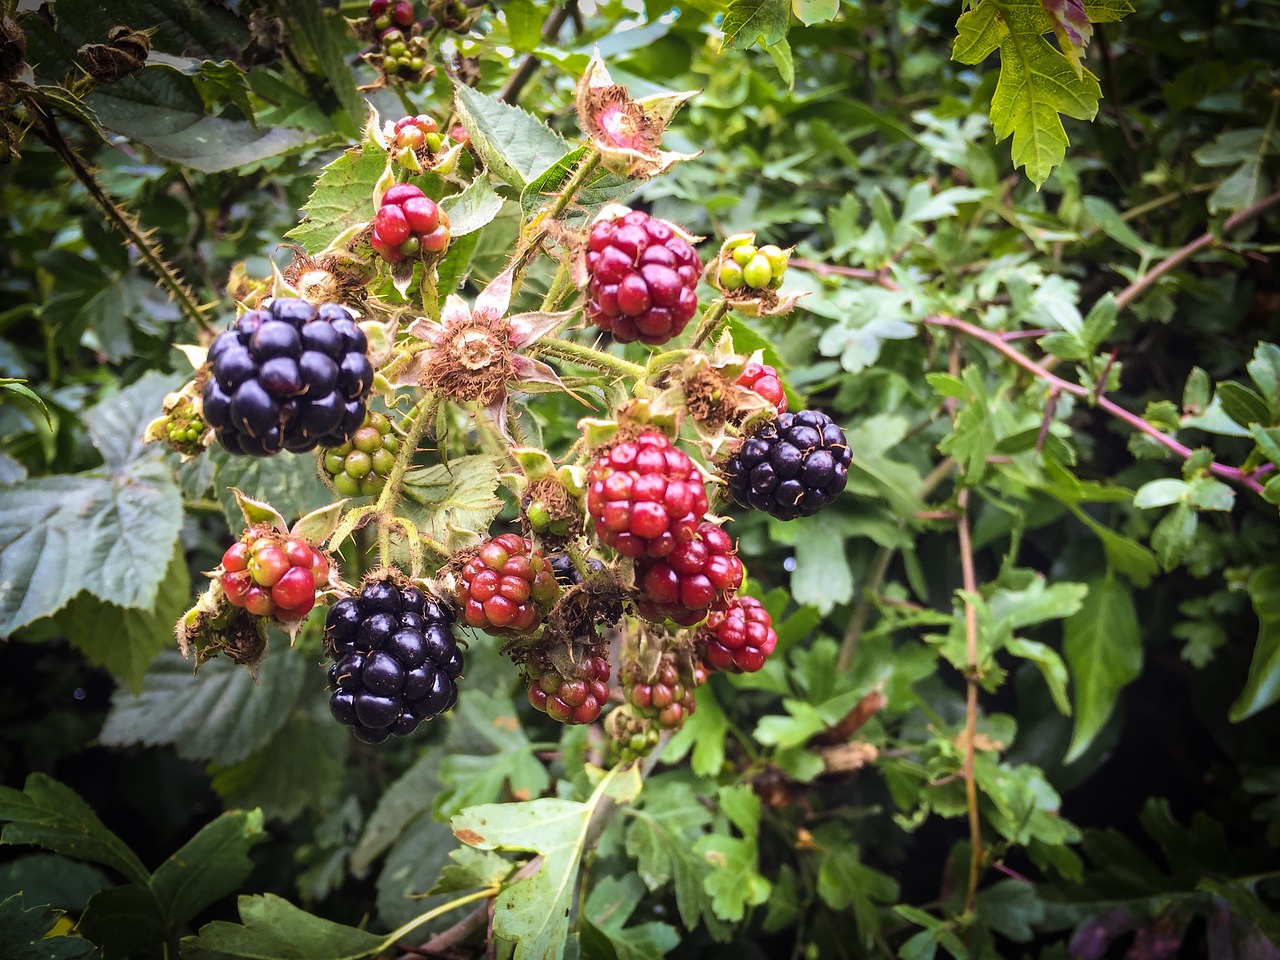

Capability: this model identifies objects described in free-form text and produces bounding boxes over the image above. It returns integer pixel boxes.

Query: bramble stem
[687,299,729,350]
[923,315,1266,495]
[375,397,435,517]
[510,149,602,284]
[956,488,983,917]
[534,337,647,381]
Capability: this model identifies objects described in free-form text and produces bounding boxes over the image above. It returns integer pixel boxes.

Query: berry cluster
[736,360,787,414]
[586,431,709,559]
[635,521,743,626]
[325,578,462,744]
[392,114,444,155]
[717,240,788,293]
[622,652,705,730]
[202,298,373,457]
[322,410,399,497]
[698,596,777,673]
[585,209,701,346]
[605,704,660,765]
[457,534,561,634]
[722,410,851,520]
[376,27,429,80]
[525,649,611,724]
[371,184,450,264]
[220,533,328,622]
[369,0,414,30]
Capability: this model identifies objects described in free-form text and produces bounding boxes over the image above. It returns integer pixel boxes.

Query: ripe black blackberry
[721,410,851,520]
[202,298,374,457]
[323,578,463,744]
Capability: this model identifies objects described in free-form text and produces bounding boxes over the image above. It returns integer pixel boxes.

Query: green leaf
[451,766,642,960]
[76,883,166,958]
[453,83,569,191]
[789,520,853,614]
[87,70,324,173]
[0,459,182,635]
[350,751,441,876]
[1248,342,1280,411]
[434,690,550,819]
[721,0,791,50]
[285,139,384,255]
[1132,477,1188,509]
[519,145,636,222]
[582,874,679,960]
[0,855,109,912]
[1064,577,1142,762]
[0,379,52,429]
[51,542,189,693]
[1151,502,1198,571]
[952,0,1104,187]
[1005,637,1071,714]
[100,648,306,766]
[151,810,266,930]
[209,714,345,824]
[271,0,363,137]
[180,893,385,960]
[0,775,149,886]
[0,893,98,960]
[974,878,1045,942]
[692,787,771,922]
[1215,380,1272,428]
[1230,564,1280,722]
[426,847,512,896]
[440,175,506,237]
[792,0,839,25]
[813,830,900,949]
[210,449,333,534]
[400,456,505,553]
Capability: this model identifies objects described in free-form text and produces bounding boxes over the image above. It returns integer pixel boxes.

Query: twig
[789,257,900,290]
[1113,189,1280,312]
[956,487,982,916]
[922,315,1266,494]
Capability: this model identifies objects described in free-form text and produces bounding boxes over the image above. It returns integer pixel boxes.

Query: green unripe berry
[718,260,744,291]
[371,447,396,476]
[353,426,382,454]
[759,244,787,276]
[374,14,391,29]
[526,501,552,531]
[333,472,363,497]
[383,435,399,455]
[742,253,773,290]
[359,475,386,497]
[344,450,373,479]
[367,411,391,434]
[401,236,421,257]
[731,243,757,267]
[386,40,407,58]
[768,274,784,290]
[324,451,346,475]
[408,55,425,72]
[548,517,571,537]
[425,131,443,152]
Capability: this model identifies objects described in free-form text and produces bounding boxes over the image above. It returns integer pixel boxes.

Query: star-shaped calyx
[396,266,572,437]
[575,51,699,178]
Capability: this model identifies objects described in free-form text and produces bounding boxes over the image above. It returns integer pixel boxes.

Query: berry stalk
[686,299,729,350]
[533,337,647,382]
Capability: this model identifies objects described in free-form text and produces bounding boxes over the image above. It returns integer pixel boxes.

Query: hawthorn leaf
[150,810,266,930]
[0,894,98,960]
[0,775,149,886]
[582,874,679,960]
[1064,577,1141,762]
[814,831,900,949]
[692,786,770,922]
[100,648,306,766]
[180,893,385,960]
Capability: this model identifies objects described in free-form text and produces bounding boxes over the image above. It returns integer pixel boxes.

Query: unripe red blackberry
[324,577,462,744]
[371,183,450,264]
[634,522,744,626]
[202,298,373,457]
[456,534,560,634]
[621,652,705,730]
[585,431,709,560]
[698,596,777,673]
[736,360,787,414]
[321,410,399,497]
[525,649,611,724]
[584,208,701,346]
[220,532,330,623]
[721,410,851,520]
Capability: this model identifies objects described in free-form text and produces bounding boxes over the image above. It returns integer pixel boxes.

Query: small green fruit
[731,244,757,267]
[742,253,773,290]
[718,259,745,291]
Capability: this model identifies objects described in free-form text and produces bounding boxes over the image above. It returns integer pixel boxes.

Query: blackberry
[584,208,701,346]
[548,554,604,587]
[202,298,373,458]
[721,410,851,520]
[525,648,611,724]
[456,534,560,634]
[323,577,462,744]
[634,521,744,627]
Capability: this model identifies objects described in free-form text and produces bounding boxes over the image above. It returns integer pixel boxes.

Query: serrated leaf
[0,460,182,635]
[451,766,641,960]
[721,0,791,50]
[435,690,550,818]
[453,83,568,191]
[52,543,189,693]
[426,848,512,896]
[814,833,900,950]
[151,810,266,931]
[440,175,506,237]
[583,874,680,960]
[400,456,505,552]
[0,775,149,886]
[692,833,770,922]
[0,894,98,960]
[1230,564,1280,722]
[87,70,323,173]
[286,139,385,255]
[180,893,385,960]
[953,0,1104,187]
[100,648,306,766]
[209,714,345,824]
[1064,577,1141,762]
[210,449,333,533]
[1151,502,1197,570]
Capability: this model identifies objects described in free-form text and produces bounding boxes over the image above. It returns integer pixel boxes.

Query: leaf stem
[1113,188,1280,312]
[922,315,1266,494]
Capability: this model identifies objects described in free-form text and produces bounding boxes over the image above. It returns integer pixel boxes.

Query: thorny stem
[923,315,1267,495]
[687,299,729,351]
[510,150,602,284]
[375,397,436,517]
[956,488,983,917]
[28,102,213,334]
[1113,187,1280,311]
[539,257,576,312]
[534,337,647,381]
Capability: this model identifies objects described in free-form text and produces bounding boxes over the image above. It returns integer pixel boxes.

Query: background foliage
[1,0,1279,958]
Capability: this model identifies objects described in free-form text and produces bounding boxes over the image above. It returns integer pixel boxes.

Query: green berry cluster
[322,411,399,497]
[379,28,430,80]
[717,239,788,293]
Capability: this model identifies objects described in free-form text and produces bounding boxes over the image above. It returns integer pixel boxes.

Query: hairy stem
[375,397,435,518]
[956,488,983,916]
[28,103,212,334]
[533,337,647,381]
[1114,187,1280,312]
[687,299,729,351]
[923,315,1266,494]
[510,150,602,285]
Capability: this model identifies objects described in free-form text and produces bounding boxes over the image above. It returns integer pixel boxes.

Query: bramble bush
[1,1,1279,958]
